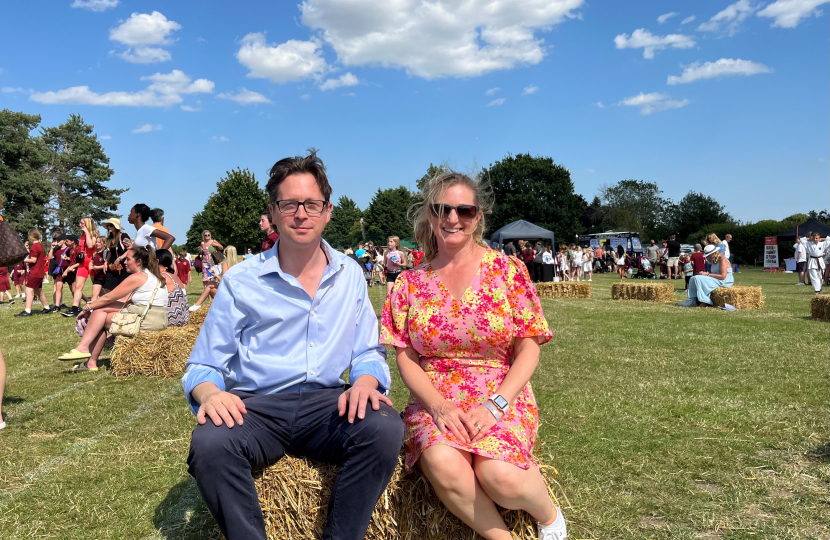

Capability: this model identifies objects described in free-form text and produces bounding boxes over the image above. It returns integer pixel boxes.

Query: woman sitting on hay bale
[156,249,190,327]
[681,244,734,307]
[382,171,568,540]
[57,245,169,372]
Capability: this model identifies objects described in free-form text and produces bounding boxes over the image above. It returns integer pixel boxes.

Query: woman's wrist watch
[490,394,510,414]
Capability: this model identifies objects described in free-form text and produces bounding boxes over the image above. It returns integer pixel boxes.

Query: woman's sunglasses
[429,203,478,220]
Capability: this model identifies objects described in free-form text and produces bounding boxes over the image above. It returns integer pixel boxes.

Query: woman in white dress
[572,246,583,281]
[582,248,593,282]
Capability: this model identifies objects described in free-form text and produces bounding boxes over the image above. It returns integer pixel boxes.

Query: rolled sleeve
[181,365,226,415]
[349,284,391,394]
[183,275,244,414]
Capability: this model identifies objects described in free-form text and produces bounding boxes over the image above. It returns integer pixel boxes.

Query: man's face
[269,173,331,248]
[651,240,655,245]
[259,214,271,233]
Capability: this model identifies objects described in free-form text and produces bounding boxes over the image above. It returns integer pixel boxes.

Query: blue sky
[1,0,828,242]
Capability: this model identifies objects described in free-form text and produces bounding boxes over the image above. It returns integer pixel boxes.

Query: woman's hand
[468,404,500,443]
[428,400,476,443]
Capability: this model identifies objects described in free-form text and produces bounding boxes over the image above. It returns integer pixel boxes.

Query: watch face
[493,395,508,410]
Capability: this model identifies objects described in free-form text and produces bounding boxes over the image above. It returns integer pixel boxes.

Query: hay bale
[535,282,591,299]
[255,453,564,540]
[811,294,830,320]
[611,282,675,303]
[710,286,764,310]
[110,318,205,378]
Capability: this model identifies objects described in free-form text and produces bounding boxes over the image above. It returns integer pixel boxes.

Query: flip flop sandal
[71,362,98,373]
[58,349,92,362]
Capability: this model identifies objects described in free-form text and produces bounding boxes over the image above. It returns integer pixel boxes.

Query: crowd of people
[794,232,830,292]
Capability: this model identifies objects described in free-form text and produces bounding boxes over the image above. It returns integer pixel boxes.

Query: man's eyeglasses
[429,203,478,220]
[275,199,329,216]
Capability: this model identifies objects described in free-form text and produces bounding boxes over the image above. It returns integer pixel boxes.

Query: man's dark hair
[266,149,332,204]
[156,248,174,272]
[150,208,164,223]
[132,203,152,222]
[670,235,676,240]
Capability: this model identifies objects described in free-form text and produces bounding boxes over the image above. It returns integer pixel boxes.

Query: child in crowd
[13,261,26,298]
[682,255,694,290]
[557,244,571,281]
[583,247,593,282]
[572,245,583,281]
[0,266,13,305]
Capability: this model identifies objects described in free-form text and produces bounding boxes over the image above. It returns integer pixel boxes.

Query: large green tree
[668,191,733,240]
[187,168,269,253]
[597,179,672,239]
[40,114,124,233]
[0,110,52,234]
[363,186,415,244]
[325,195,363,249]
[483,153,584,243]
[416,163,446,192]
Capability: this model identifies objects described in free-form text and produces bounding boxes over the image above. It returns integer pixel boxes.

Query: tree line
[0,109,124,236]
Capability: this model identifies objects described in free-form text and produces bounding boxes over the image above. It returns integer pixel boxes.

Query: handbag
[210,250,225,265]
[0,218,28,267]
[109,278,161,337]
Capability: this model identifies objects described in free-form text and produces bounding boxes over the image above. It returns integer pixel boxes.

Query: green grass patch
[0,267,826,539]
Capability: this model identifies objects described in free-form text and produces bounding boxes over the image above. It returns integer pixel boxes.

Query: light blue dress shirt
[181,240,391,415]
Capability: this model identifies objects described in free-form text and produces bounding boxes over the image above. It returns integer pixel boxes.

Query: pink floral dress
[381,249,552,473]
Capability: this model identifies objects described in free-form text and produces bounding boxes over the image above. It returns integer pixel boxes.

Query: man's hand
[196,389,247,428]
[337,375,393,423]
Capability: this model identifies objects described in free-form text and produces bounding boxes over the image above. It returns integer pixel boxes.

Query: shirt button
[311,311,316,317]
[310,370,315,375]
[310,342,314,347]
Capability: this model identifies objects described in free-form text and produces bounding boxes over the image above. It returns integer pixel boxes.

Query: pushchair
[635,256,655,279]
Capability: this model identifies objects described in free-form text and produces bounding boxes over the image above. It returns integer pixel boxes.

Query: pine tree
[325,195,363,249]
[0,109,52,234]
[363,186,415,244]
[40,114,125,233]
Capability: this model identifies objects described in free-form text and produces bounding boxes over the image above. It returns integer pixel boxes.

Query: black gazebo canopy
[776,218,830,239]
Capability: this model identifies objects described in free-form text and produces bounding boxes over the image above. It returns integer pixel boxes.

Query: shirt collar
[259,238,344,280]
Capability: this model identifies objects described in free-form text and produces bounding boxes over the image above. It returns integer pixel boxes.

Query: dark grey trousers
[187,387,404,540]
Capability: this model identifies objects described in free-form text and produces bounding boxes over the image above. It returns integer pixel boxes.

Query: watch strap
[490,394,509,412]
[483,402,502,422]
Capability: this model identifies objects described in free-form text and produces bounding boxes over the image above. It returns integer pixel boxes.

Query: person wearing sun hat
[101,217,132,293]
[684,243,734,306]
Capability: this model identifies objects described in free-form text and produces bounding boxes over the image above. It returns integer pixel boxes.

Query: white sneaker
[189,304,202,312]
[795,283,805,286]
[0,421,5,430]
[537,507,568,539]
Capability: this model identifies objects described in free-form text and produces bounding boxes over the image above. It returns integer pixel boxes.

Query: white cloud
[99,134,112,140]
[319,72,358,91]
[667,58,773,85]
[29,70,213,107]
[110,11,180,45]
[343,92,356,97]
[212,136,229,142]
[485,87,501,95]
[236,33,327,83]
[1,87,28,93]
[681,15,697,24]
[698,0,759,36]
[216,88,272,105]
[587,168,595,173]
[300,93,310,100]
[613,29,695,59]
[71,0,118,12]
[757,0,829,28]
[118,47,171,64]
[132,123,162,133]
[110,12,181,63]
[618,92,690,115]
[595,101,606,108]
[300,0,585,79]
[487,97,507,106]
[180,105,201,112]
[522,85,539,95]
[658,12,678,23]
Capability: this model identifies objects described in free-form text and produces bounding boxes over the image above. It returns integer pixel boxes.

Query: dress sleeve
[505,256,552,345]
[380,273,412,348]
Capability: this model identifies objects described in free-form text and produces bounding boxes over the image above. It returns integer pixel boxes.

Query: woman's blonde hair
[387,236,401,251]
[410,171,493,262]
[707,233,721,244]
[708,249,722,264]
[81,217,100,240]
[28,229,41,243]
[225,246,239,269]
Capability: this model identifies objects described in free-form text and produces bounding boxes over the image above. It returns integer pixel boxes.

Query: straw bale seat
[811,294,830,320]
[110,306,208,377]
[535,281,591,299]
[710,286,764,310]
[255,453,563,540]
[611,281,674,302]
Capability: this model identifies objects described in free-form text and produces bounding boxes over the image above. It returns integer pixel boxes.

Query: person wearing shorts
[90,237,107,301]
[65,217,100,317]
[385,236,405,296]
[16,230,51,317]
[666,235,682,280]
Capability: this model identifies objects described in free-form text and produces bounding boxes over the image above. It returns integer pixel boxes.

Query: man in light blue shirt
[183,151,404,540]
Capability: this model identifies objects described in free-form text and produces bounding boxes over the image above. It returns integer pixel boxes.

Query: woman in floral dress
[381,172,568,540]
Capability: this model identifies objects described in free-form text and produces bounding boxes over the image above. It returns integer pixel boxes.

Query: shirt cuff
[182,365,226,415]
[349,362,391,395]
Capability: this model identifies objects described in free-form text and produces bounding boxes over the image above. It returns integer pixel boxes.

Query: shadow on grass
[807,441,830,463]
[153,478,220,540]
[2,395,25,405]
